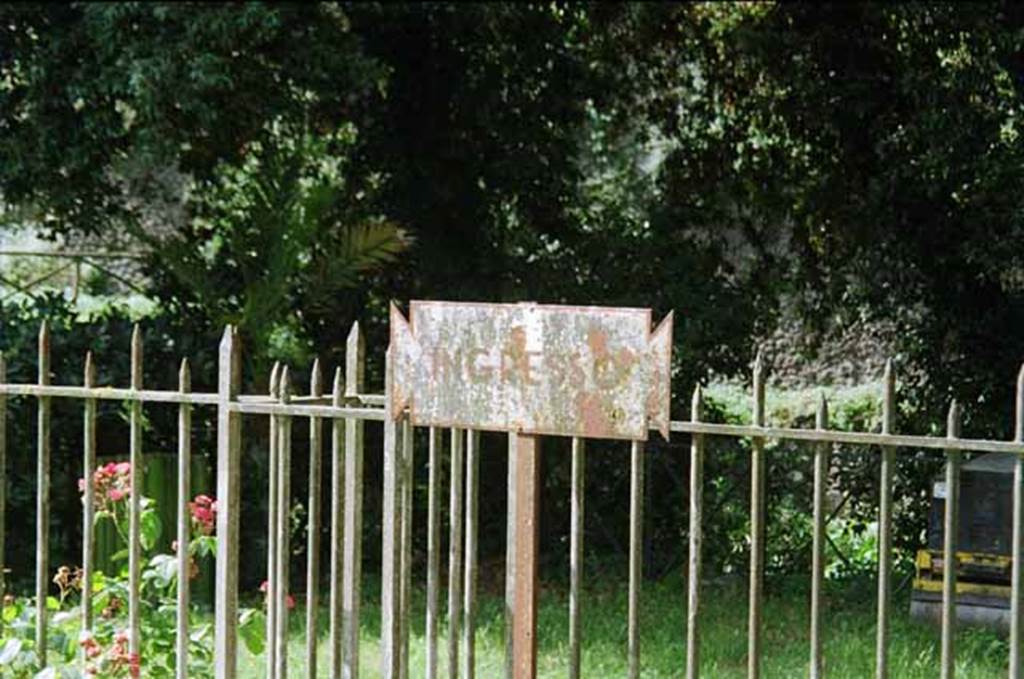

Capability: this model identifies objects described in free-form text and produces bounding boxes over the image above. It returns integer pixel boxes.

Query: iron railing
[0,319,1022,678]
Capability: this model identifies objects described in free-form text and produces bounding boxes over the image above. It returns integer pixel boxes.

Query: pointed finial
[38,320,51,384]
[332,367,343,407]
[130,324,143,389]
[220,324,235,349]
[691,384,703,421]
[269,361,281,398]
[346,321,365,396]
[84,351,96,388]
[816,392,828,429]
[179,358,191,392]
[752,348,766,426]
[310,357,323,397]
[279,365,291,403]
[882,358,895,434]
[947,399,961,438]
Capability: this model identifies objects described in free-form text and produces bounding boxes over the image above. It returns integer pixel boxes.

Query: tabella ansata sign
[389,301,673,440]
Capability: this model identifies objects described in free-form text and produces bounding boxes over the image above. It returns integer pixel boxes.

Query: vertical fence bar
[876,359,896,679]
[448,428,465,679]
[128,326,144,660]
[329,368,345,679]
[505,432,517,679]
[512,434,540,679]
[381,348,403,679]
[426,427,442,679]
[0,353,5,639]
[176,360,192,679]
[35,321,50,666]
[810,394,828,679]
[342,323,365,679]
[686,386,704,679]
[267,363,281,676]
[215,325,242,679]
[1013,363,1024,679]
[463,429,480,679]
[276,368,293,679]
[748,351,766,679]
[307,360,324,679]
[628,439,645,679]
[82,353,97,640]
[941,400,962,679]
[568,437,585,679]
[400,416,414,679]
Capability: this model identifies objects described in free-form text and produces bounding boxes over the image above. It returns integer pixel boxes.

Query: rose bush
[0,461,265,678]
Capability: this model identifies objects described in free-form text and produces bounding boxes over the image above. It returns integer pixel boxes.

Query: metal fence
[1,319,1024,678]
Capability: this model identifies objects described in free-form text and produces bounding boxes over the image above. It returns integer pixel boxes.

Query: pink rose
[107,489,125,502]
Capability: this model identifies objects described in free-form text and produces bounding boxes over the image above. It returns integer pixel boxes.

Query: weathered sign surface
[390,301,673,440]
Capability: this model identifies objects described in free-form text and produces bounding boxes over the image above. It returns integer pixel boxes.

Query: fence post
[0,352,6,639]
[1013,363,1024,679]
[215,325,242,679]
[35,321,51,667]
[128,326,143,661]
[342,322,365,679]
[568,436,585,679]
[275,367,293,679]
[512,433,540,679]
[329,366,345,679]
[400,416,414,679]
[266,363,281,676]
[810,394,828,679]
[307,359,325,679]
[686,385,704,679]
[504,433,517,679]
[941,400,962,679]
[176,359,192,679]
[876,359,896,679]
[381,347,404,679]
[426,427,442,679]
[448,428,465,679]
[748,351,766,679]
[82,354,97,648]
[463,429,480,679]
[628,439,645,679]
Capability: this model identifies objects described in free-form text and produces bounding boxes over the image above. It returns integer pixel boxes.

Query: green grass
[237,574,1009,678]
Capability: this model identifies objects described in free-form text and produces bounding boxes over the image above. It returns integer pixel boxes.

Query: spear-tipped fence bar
[176,359,192,679]
[5,325,1024,679]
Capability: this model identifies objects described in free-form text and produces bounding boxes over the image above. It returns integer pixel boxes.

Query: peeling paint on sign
[390,301,673,440]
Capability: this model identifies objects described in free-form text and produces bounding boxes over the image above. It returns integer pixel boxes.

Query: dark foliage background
[3,2,1024,595]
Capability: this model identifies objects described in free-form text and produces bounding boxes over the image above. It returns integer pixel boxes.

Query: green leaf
[144,554,178,589]
[2,600,20,623]
[238,608,265,655]
[141,507,162,551]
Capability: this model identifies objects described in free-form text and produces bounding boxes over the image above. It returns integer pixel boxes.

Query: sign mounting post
[390,300,673,678]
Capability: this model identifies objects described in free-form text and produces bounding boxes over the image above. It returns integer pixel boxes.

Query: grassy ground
[237,573,1009,678]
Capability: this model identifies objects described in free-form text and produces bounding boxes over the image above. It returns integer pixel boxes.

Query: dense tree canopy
[4,2,1024,578]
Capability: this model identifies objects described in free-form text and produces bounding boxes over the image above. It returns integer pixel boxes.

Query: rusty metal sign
[390,301,673,440]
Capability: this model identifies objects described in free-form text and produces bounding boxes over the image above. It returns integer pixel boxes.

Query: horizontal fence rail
[1,320,1024,679]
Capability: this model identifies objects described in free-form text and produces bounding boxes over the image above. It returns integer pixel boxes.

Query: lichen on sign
[390,301,673,440]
